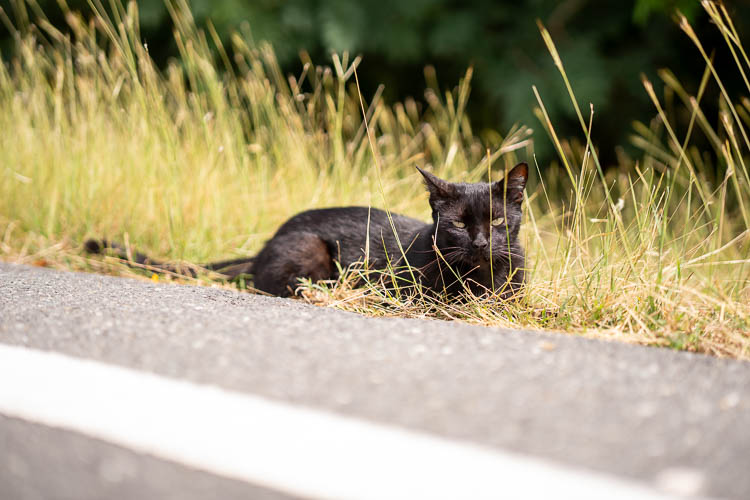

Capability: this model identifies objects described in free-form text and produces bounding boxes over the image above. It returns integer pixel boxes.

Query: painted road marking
[0,343,677,499]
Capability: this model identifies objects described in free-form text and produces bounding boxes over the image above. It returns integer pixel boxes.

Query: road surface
[0,262,748,499]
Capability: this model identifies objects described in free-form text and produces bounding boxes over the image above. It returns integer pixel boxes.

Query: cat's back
[267,207,429,266]
[275,206,426,238]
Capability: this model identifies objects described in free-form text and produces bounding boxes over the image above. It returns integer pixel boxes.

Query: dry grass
[1,0,748,359]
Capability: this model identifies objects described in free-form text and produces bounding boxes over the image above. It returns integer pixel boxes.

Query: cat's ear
[492,162,528,204]
[416,166,457,199]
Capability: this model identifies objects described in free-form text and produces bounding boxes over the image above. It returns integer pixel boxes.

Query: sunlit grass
[1,0,748,358]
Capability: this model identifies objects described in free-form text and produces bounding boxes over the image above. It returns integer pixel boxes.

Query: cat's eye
[452,221,466,228]
[491,217,505,226]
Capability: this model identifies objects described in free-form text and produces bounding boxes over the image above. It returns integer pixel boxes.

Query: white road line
[0,343,675,500]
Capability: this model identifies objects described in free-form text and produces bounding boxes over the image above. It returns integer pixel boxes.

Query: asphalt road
[1,262,749,499]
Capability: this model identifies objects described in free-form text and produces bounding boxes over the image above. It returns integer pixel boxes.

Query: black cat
[86,163,528,299]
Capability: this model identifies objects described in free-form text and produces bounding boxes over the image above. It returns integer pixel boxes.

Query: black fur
[86,164,528,298]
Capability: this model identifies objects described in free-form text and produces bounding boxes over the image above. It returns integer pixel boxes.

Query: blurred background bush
[1,0,748,166]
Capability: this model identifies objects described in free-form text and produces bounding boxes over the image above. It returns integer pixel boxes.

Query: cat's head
[417,163,528,267]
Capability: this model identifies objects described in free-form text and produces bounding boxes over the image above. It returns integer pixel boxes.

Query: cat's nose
[472,236,488,250]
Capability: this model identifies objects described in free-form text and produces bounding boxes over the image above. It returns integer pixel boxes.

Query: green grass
[1,0,748,359]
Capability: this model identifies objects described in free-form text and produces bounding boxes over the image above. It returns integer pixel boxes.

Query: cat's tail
[84,239,254,279]
[201,255,256,278]
[84,239,156,266]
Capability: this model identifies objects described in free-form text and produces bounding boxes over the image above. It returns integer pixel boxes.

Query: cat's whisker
[495,251,525,261]
[413,246,463,255]
[419,250,466,272]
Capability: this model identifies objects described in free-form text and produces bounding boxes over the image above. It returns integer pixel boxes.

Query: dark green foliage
[2,0,748,165]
